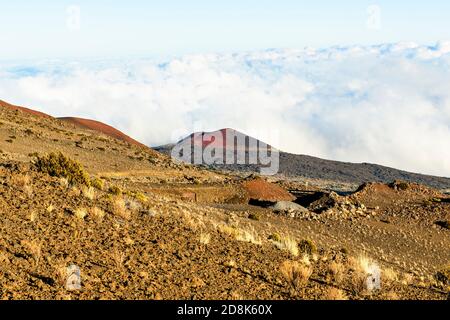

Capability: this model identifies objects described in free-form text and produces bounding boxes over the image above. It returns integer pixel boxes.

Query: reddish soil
[58,117,145,147]
[351,181,442,210]
[185,128,265,151]
[242,178,296,202]
[0,100,52,118]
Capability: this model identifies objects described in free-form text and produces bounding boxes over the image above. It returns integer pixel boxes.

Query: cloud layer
[1,42,450,177]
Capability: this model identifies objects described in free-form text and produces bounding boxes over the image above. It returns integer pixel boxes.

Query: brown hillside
[0,99,52,118]
[0,99,145,148]
[59,117,145,147]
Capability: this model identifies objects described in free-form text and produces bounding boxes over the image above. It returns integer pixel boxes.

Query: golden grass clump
[74,208,88,220]
[280,260,312,290]
[218,224,261,245]
[328,261,346,284]
[268,233,282,242]
[382,267,398,284]
[89,207,105,222]
[81,186,95,200]
[11,174,30,187]
[348,255,381,294]
[29,211,39,222]
[22,239,42,267]
[326,287,348,300]
[199,232,211,245]
[111,196,131,220]
[271,235,299,257]
[135,192,148,203]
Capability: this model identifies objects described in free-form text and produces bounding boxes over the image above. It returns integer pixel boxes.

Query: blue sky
[1,0,450,60]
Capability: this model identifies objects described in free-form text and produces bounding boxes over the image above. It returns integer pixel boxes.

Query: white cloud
[1,42,450,177]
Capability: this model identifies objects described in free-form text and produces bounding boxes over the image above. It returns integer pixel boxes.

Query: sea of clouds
[1,42,450,177]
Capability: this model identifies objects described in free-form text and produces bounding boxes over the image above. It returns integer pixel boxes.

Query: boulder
[271,201,309,212]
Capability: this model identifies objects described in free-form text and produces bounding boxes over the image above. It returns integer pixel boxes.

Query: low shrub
[435,265,450,285]
[248,213,260,221]
[299,239,317,255]
[33,152,90,186]
[91,177,105,190]
[108,185,122,196]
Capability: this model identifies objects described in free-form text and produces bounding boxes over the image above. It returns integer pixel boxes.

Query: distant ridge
[155,128,450,190]
[179,128,271,151]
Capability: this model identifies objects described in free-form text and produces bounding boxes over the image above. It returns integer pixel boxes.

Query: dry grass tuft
[108,185,122,196]
[124,197,141,211]
[46,205,54,213]
[89,207,105,222]
[268,233,282,242]
[12,174,30,187]
[218,224,261,245]
[59,177,69,188]
[326,287,347,300]
[199,232,211,245]
[382,267,398,284]
[111,196,131,220]
[349,255,380,294]
[74,208,87,220]
[271,235,299,257]
[69,186,81,197]
[235,227,261,245]
[90,177,105,190]
[112,248,125,269]
[300,254,311,266]
[135,192,148,203]
[81,186,95,200]
[29,211,39,222]
[22,239,42,267]
[328,261,346,284]
[224,259,237,268]
[280,260,312,290]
